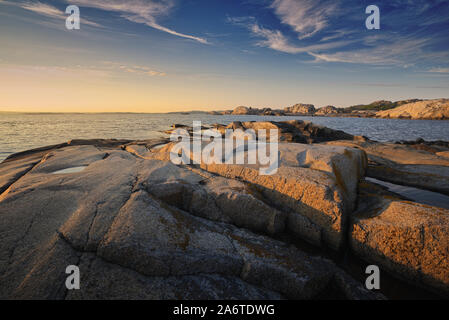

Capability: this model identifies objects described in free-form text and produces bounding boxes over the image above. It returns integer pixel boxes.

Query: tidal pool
[51,166,87,174]
[366,177,449,209]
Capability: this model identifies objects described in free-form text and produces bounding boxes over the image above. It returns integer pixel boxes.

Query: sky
[0,0,449,113]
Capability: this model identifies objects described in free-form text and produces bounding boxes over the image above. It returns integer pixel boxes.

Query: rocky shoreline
[0,120,448,299]
[210,98,449,120]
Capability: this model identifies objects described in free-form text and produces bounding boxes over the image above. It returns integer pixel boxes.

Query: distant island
[209,98,449,120]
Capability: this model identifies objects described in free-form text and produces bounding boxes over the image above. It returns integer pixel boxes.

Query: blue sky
[0,0,449,112]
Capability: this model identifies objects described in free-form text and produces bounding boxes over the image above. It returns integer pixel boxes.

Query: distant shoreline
[1,111,448,120]
[1,98,448,120]
[0,111,210,115]
[0,98,437,115]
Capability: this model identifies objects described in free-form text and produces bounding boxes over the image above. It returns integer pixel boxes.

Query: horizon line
[0,97,442,114]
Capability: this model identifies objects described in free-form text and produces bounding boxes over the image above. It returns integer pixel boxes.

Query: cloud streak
[270,0,339,39]
[1,61,167,79]
[308,36,447,68]
[68,0,208,44]
[251,23,350,54]
[428,68,449,74]
[102,61,166,76]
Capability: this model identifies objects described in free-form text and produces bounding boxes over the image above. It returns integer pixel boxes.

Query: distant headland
[209,98,449,120]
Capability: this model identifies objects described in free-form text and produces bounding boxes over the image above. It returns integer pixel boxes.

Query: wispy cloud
[0,64,110,79]
[320,30,355,42]
[1,61,167,79]
[229,0,449,70]
[250,24,303,54]
[308,36,444,67]
[102,61,166,76]
[270,0,339,39]
[352,82,449,89]
[68,0,208,44]
[21,1,62,17]
[251,24,350,54]
[427,67,449,73]
[352,83,405,88]
[228,16,350,54]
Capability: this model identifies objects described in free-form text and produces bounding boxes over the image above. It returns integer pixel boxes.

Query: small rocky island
[0,120,448,299]
[211,98,449,120]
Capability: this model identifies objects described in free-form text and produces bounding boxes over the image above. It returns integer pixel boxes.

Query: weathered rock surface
[167,120,356,144]
[232,106,257,115]
[438,151,449,159]
[325,140,449,195]
[284,103,316,115]
[67,253,283,300]
[376,99,449,120]
[210,98,448,118]
[246,120,355,143]
[200,149,365,250]
[346,99,423,113]
[0,140,379,300]
[315,106,341,116]
[131,157,287,236]
[351,181,449,294]
[2,122,447,299]
[2,139,133,164]
[145,140,367,250]
[0,153,42,195]
[228,104,320,116]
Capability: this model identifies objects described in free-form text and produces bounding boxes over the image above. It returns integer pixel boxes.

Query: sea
[1,113,449,206]
[1,112,448,161]
[1,112,448,162]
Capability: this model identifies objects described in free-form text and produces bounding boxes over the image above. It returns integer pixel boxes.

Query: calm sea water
[1,113,448,162]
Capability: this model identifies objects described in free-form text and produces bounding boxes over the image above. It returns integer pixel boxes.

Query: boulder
[351,184,449,294]
[325,140,449,195]
[144,138,367,250]
[284,104,316,115]
[138,158,287,235]
[186,176,287,235]
[135,141,367,247]
[209,120,355,144]
[316,106,340,116]
[232,106,255,115]
[165,120,355,144]
[151,142,367,250]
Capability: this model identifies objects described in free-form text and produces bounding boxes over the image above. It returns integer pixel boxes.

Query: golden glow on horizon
[0,61,326,113]
[0,63,234,113]
[1,62,446,113]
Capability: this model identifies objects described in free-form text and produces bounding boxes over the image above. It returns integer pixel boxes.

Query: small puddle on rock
[51,166,87,174]
[366,177,449,210]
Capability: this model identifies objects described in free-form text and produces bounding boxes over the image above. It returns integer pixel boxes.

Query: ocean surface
[1,112,448,162]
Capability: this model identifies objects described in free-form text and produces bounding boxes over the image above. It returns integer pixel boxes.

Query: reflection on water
[1,113,448,162]
[366,177,449,209]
